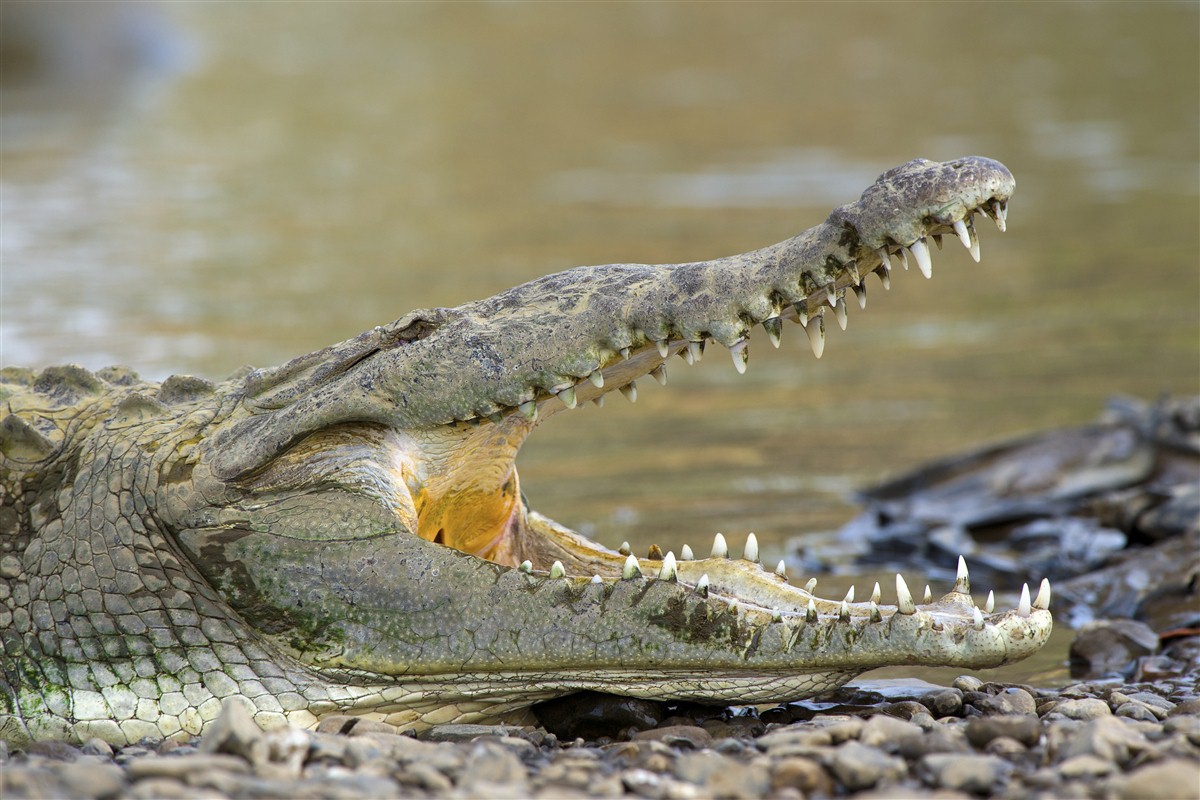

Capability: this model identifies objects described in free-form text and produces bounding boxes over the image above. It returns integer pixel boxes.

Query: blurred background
[2,2,1197,567]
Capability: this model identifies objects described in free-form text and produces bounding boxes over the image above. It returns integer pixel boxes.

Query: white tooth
[588,370,604,388]
[795,302,809,327]
[651,365,667,385]
[909,238,932,279]
[953,219,972,251]
[620,347,631,360]
[972,607,984,630]
[843,585,855,603]
[619,541,632,555]
[896,574,916,614]
[763,317,782,348]
[992,199,1007,232]
[620,382,637,402]
[835,296,848,331]
[549,561,565,579]
[695,573,710,597]
[659,551,677,581]
[519,560,533,573]
[876,246,891,269]
[848,262,862,284]
[557,386,577,409]
[593,395,605,408]
[771,609,782,622]
[985,590,995,614]
[878,267,891,291]
[622,554,641,580]
[730,341,748,374]
[1034,578,1051,610]
[806,598,818,622]
[591,574,602,584]
[804,578,818,594]
[969,234,980,263]
[656,339,669,358]
[870,582,881,604]
[839,600,850,621]
[680,544,695,561]
[870,601,881,622]
[743,532,759,563]
[853,283,867,310]
[687,341,703,364]
[826,283,838,308]
[923,585,932,604]
[805,314,826,359]
[774,560,787,579]
[955,556,970,594]
[711,532,728,559]
[1017,583,1031,617]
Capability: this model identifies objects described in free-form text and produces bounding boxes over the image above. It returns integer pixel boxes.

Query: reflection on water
[2,2,1197,684]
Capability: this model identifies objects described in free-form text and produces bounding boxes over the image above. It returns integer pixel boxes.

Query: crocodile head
[169,157,1051,729]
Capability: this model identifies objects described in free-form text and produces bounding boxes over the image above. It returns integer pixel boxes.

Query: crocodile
[0,156,1052,746]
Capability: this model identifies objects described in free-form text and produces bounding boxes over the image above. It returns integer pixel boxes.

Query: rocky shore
[4,668,1198,800]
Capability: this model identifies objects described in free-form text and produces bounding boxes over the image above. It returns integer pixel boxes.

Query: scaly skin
[0,157,1051,746]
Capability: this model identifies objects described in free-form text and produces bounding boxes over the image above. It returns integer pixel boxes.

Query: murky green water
[3,3,1197,685]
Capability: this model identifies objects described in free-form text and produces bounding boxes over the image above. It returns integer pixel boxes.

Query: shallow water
[2,3,1197,686]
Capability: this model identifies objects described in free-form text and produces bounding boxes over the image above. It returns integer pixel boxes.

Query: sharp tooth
[762,317,782,348]
[992,199,1007,232]
[848,262,862,284]
[659,551,677,581]
[795,301,809,327]
[909,239,932,279]
[557,386,577,409]
[711,532,728,559]
[953,219,972,251]
[680,544,695,561]
[923,585,932,604]
[826,283,838,308]
[804,578,817,594]
[687,341,704,364]
[730,340,748,374]
[932,233,943,250]
[620,347,631,360]
[593,395,605,408]
[835,296,848,331]
[588,370,604,388]
[771,609,782,622]
[870,582,881,604]
[972,607,984,630]
[549,561,565,579]
[618,541,631,556]
[774,560,787,579]
[589,574,603,585]
[619,382,637,402]
[955,555,970,594]
[870,601,882,622]
[806,598,818,622]
[518,400,538,421]
[743,532,759,563]
[985,590,995,614]
[656,339,669,358]
[839,601,850,621]
[896,574,916,615]
[898,247,909,271]
[842,585,855,604]
[805,313,826,359]
[622,554,641,580]
[519,560,533,573]
[878,268,891,291]
[969,234,980,263]
[1017,583,1031,617]
[876,247,891,269]
[651,365,667,385]
[696,573,710,597]
[852,282,867,310]
[1033,578,1051,610]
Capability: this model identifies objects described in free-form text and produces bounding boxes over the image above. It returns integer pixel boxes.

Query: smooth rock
[54,760,128,799]
[1057,753,1116,779]
[674,751,770,799]
[923,688,965,717]
[198,698,265,765]
[770,756,835,796]
[632,725,712,750]
[828,741,907,791]
[966,714,1042,748]
[1069,619,1160,678]
[1056,716,1149,766]
[1053,697,1114,720]
[919,752,1011,794]
[859,714,924,751]
[1115,758,1200,800]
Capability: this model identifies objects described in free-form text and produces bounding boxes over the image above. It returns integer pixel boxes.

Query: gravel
[2,674,1197,800]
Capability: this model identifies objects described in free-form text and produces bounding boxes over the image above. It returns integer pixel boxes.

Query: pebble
[1,673,1196,800]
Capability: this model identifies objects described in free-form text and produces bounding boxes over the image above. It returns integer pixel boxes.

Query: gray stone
[126,752,252,780]
[953,675,984,692]
[674,751,770,800]
[1070,619,1159,677]
[923,688,964,716]
[632,725,712,750]
[828,741,907,791]
[1116,758,1200,800]
[1056,716,1149,766]
[1057,754,1116,779]
[971,687,1037,716]
[918,752,1011,794]
[1052,697,1114,720]
[55,760,128,799]
[966,714,1042,748]
[197,697,265,765]
[1116,702,1161,722]
[460,741,529,791]
[756,726,833,754]
[770,757,835,797]
[897,725,971,759]
[859,714,924,751]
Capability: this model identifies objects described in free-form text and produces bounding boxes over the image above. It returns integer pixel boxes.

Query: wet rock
[1070,619,1161,679]
[828,741,907,791]
[968,686,1037,716]
[918,752,1011,794]
[966,714,1042,748]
